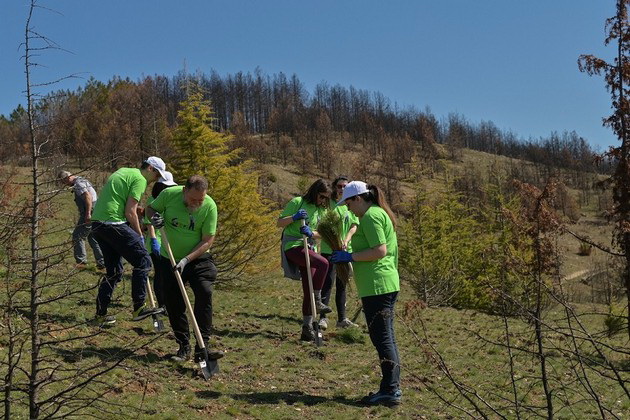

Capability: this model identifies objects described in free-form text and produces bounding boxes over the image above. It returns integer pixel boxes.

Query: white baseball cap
[145,156,167,179]
[337,180,369,205]
[158,170,177,186]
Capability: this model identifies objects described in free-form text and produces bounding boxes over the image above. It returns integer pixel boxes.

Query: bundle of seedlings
[317,209,350,283]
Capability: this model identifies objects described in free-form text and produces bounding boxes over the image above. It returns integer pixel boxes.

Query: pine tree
[170,87,276,279]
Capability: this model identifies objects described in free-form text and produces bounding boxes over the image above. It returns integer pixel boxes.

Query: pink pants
[284,247,329,316]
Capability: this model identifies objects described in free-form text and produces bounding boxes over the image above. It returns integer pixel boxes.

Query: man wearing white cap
[142,170,178,309]
[90,157,167,327]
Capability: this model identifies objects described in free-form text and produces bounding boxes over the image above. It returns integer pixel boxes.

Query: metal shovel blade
[152,314,165,332]
[312,322,323,347]
[198,348,219,380]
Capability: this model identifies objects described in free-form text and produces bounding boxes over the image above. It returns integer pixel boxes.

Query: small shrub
[604,312,624,337]
[334,327,366,344]
[577,242,592,256]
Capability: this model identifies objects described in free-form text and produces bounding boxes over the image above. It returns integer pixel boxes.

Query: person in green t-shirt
[141,171,177,310]
[91,157,167,328]
[277,178,333,342]
[318,175,359,331]
[146,175,224,363]
[331,181,402,406]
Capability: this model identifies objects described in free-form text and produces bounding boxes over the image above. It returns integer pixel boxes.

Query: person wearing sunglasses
[318,175,359,331]
[331,181,402,406]
[277,178,333,341]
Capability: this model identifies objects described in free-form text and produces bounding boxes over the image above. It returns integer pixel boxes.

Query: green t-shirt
[149,186,217,261]
[319,202,359,255]
[92,168,147,223]
[351,205,399,298]
[280,196,326,252]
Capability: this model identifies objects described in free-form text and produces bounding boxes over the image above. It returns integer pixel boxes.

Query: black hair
[302,178,332,207]
[140,161,151,170]
[331,175,350,201]
[358,184,397,227]
[151,181,175,199]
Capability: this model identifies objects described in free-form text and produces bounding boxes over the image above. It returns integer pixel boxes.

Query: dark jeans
[92,222,152,314]
[362,291,401,393]
[320,253,347,321]
[160,254,216,348]
[284,247,329,316]
[149,253,165,307]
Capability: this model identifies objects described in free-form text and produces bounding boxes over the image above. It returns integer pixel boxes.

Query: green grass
[1,162,629,418]
[3,262,628,419]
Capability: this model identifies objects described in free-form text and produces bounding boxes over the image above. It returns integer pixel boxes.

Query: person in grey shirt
[58,170,104,268]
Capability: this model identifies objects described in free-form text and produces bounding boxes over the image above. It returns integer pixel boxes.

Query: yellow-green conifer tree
[170,87,276,279]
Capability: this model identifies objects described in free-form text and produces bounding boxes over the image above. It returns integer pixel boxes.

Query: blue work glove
[292,209,308,221]
[150,212,165,229]
[174,257,189,274]
[331,250,353,263]
[150,238,161,256]
[299,225,313,238]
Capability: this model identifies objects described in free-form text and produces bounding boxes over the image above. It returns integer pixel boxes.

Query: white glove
[174,257,189,274]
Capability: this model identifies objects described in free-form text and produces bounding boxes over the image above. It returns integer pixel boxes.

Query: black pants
[92,222,152,314]
[160,254,216,347]
[362,291,401,393]
[320,253,347,321]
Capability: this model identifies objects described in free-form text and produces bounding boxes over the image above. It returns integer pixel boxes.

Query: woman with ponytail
[331,181,401,406]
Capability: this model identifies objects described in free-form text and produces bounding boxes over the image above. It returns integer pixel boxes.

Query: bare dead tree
[0,2,166,418]
[579,0,630,338]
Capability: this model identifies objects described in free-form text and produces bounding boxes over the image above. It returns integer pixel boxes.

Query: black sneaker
[300,324,315,341]
[132,304,165,321]
[194,345,224,362]
[360,389,403,406]
[170,344,191,362]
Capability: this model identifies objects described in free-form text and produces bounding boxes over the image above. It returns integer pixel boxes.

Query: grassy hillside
[1,149,628,418]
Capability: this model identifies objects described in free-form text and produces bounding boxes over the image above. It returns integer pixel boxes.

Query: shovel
[302,220,323,347]
[145,271,165,332]
[160,228,219,379]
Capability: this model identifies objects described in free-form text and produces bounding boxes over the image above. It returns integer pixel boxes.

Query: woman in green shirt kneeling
[331,181,402,406]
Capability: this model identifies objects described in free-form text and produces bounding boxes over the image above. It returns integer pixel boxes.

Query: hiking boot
[360,389,402,406]
[315,300,333,315]
[92,315,116,328]
[75,262,88,270]
[194,344,224,362]
[318,318,328,330]
[132,304,165,321]
[336,318,359,329]
[300,324,315,341]
[170,344,191,362]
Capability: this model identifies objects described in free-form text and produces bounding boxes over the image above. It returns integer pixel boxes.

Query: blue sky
[0,1,619,150]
